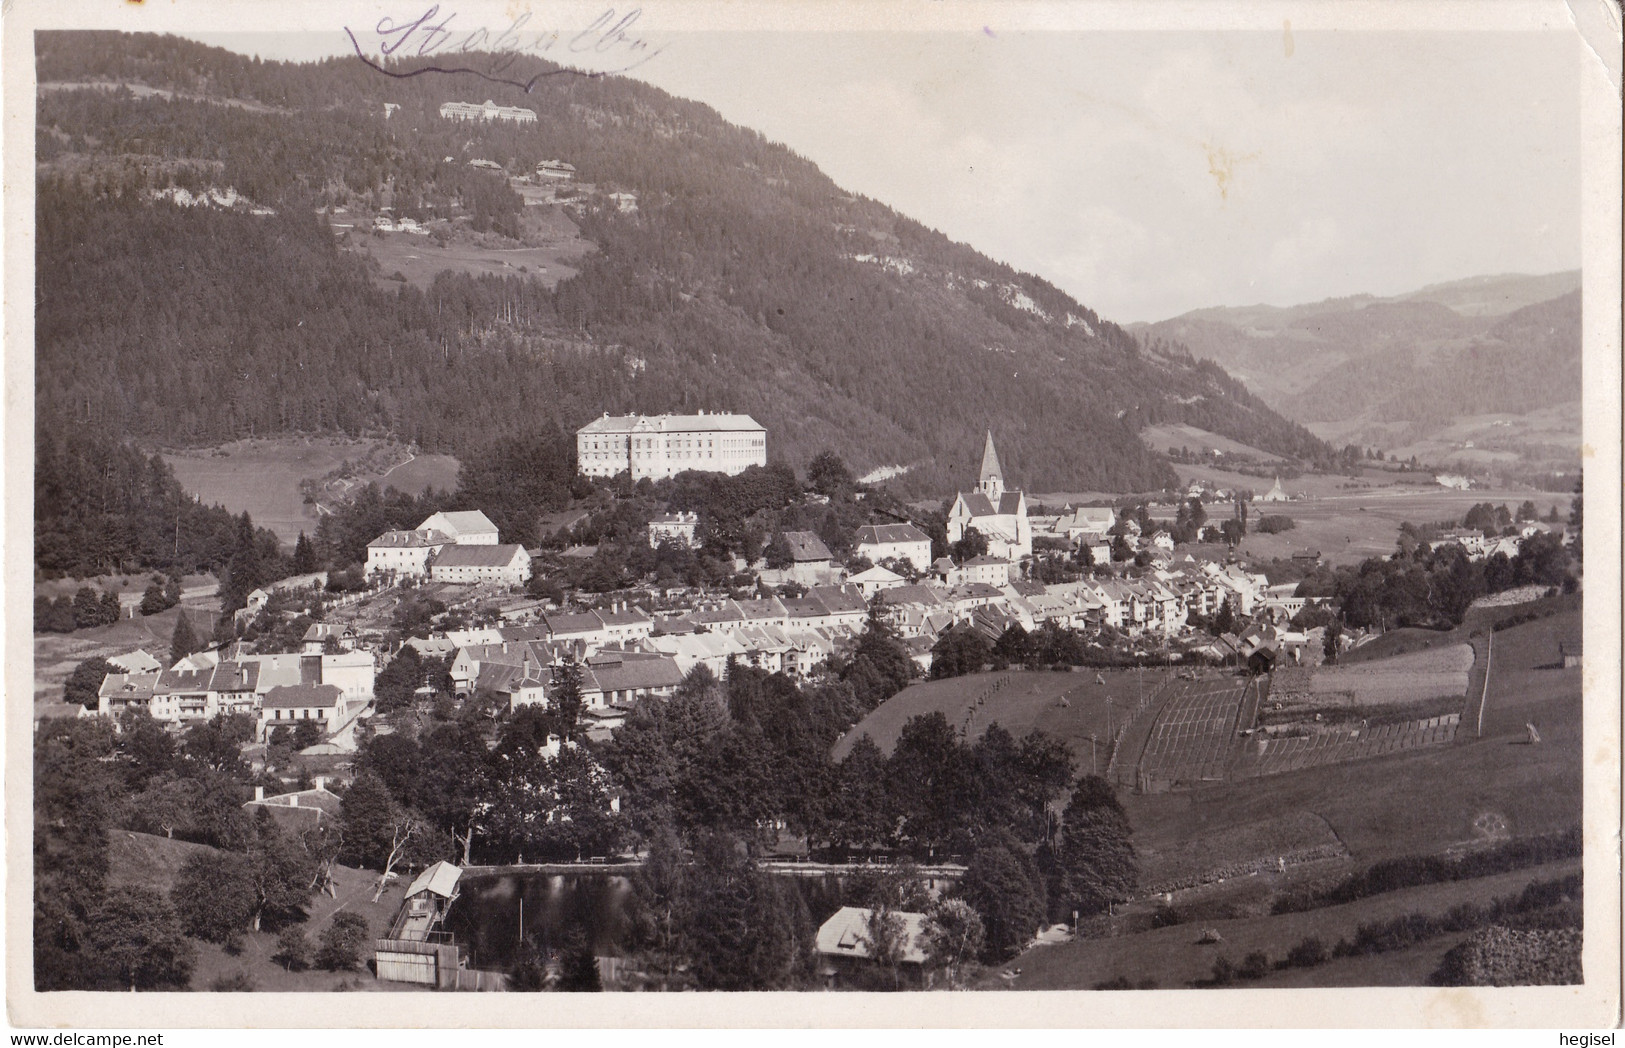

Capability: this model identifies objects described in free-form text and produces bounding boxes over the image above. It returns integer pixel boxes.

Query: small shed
[1559,637,1582,669]
[815,906,930,987]
[375,861,469,987]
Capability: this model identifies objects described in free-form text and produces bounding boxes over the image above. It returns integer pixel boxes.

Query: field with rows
[1273,643,1474,708]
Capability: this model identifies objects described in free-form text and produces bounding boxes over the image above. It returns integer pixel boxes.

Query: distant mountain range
[1132,272,1582,479]
[34,31,1336,497]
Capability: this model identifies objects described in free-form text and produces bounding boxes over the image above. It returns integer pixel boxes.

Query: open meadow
[164,437,460,544]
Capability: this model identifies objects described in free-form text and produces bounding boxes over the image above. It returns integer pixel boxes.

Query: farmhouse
[242,779,342,831]
[439,99,538,124]
[947,432,1032,560]
[575,412,767,480]
[854,523,933,572]
[430,543,532,586]
[536,159,576,180]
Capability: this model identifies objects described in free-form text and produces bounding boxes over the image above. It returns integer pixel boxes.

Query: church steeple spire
[979,431,1004,502]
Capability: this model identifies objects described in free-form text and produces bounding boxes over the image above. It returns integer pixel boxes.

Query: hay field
[1279,644,1474,708]
[833,668,1171,771]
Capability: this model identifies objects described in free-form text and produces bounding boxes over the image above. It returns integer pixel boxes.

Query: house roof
[422,510,499,536]
[262,683,344,710]
[781,531,834,563]
[544,611,604,636]
[369,529,449,549]
[208,661,260,692]
[848,565,904,585]
[582,653,684,693]
[577,412,764,435]
[963,555,1009,568]
[434,543,528,568]
[100,671,160,700]
[855,523,931,546]
[955,491,1025,517]
[405,860,463,900]
[157,667,214,692]
[808,585,868,615]
[107,649,162,674]
[815,906,929,964]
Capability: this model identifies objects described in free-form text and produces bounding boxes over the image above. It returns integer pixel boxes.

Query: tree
[172,851,256,943]
[87,887,197,991]
[273,925,311,971]
[829,736,895,853]
[292,531,319,574]
[1052,775,1138,918]
[1568,478,1583,562]
[293,719,323,750]
[1212,598,1235,637]
[549,656,587,741]
[930,628,991,679]
[842,596,913,709]
[1111,534,1133,562]
[992,624,1032,667]
[958,831,1047,962]
[246,813,315,931]
[314,911,369,971]
[170,613,202,664]
[923,897,986,988]
[952,526,989,563]
[63,656,115,709]
[1323,619,1344,665]
[374,645,425,713]
[556,929,602,991]
[139,581,171,616]
[673,831,803,990]
[806,450,854,497]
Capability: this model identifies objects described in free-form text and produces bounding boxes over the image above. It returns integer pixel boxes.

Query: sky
[183,24,1581,323]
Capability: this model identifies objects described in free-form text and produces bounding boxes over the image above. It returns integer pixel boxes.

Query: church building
[947,432,1032,561]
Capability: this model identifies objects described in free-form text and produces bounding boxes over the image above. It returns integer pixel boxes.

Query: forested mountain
[36,31,1331,496]
[1133,274,1581,432]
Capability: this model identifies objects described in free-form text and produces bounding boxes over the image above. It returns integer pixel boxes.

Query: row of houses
[97,649,375,736]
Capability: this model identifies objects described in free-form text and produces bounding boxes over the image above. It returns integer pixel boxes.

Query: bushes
[1281,936,1327,969]
[1256,515,1296,535]
[1430,927,1582,987]
[1272,829,1582,914]
[1094,975,1159,990]
[274,926,311,971]
[1237,951,1271,980]
[315,912,369,971]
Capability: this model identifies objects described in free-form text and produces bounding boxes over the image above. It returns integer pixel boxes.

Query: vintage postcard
[5,0,1620,1032]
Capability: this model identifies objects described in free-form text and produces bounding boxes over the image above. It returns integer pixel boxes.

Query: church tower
[979,431,1005,503]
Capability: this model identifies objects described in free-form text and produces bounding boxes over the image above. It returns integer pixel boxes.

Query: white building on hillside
[576,412,767,480]
[430,544,532,586]
[366,529,450,580]
[440,99,538,124]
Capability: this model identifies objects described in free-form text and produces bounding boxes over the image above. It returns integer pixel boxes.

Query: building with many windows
[439,99,538,124]
[576,412,767,480]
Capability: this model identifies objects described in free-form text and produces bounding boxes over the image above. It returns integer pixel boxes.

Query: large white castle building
[439,100,538,124]
[576,412,767,480]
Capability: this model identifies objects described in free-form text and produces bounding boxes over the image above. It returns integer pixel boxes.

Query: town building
[780,531,836,585]
[1259,476,1291,502]
[367,529,450,580]
[854,523,933,573]
[575,412,767,480]
[429,543,532,586]
[947,432,1032,560]
[648,511,699,548]
[259,683,345,738]
[439,99,538,124]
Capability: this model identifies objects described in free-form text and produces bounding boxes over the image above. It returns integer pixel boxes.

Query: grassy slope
[997,606,1582,990]
[832,668,1171,768]
[997,859,1579,991]
[106,831,421,992]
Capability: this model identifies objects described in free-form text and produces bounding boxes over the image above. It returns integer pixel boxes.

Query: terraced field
[1237,714,1461,779]
[1131,676,1258,790]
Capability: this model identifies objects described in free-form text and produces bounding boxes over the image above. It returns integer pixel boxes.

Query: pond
[441,868,952,971]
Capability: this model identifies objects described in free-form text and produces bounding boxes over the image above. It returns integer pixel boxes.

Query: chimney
[289,795,299,807]
[315,776,326,792]
[254,785,265,802]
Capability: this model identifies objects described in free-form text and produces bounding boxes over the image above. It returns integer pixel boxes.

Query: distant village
[68,412,1566,750]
